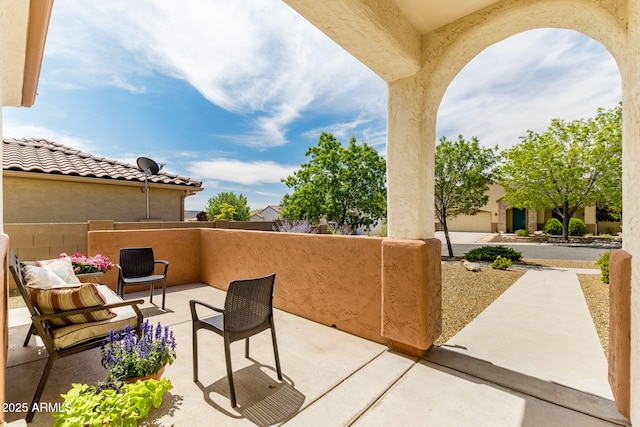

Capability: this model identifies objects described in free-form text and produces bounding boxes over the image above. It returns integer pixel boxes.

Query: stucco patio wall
[199,228,386,344]
[609,249,631,418]
[87,228,202,290]
[88,228,441,350]
[0,234,9,424]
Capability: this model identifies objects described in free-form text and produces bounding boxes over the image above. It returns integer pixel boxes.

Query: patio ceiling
[284,0,501,81]
[393,0,501,34]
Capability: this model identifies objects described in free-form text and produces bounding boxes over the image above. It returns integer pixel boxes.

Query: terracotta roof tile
[3,138,202,188]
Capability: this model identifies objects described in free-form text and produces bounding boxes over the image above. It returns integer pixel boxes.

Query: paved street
[437,232,620,261]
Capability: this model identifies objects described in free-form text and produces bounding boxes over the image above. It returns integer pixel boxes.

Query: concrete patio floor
[5,269,630,426]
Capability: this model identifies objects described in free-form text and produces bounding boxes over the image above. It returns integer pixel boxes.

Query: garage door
[446,211,492,232]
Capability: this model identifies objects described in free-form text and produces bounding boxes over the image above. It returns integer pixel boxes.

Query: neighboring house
[3,138,203,223]
[438,183,597,234]
[250,205,282,222]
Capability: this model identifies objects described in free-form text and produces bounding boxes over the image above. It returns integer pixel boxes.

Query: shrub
[544,218,563,235]
[568,218,586,236]
[491,256,512,270]
[597,251,610,284]
[515,229,529,237]
[464,245,522,262]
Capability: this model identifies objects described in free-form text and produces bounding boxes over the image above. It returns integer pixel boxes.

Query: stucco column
[387,74,435,240]
[622,2,640,422]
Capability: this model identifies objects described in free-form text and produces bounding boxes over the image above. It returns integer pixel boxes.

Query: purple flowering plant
[101,321,177,381]
[60,252,114,274]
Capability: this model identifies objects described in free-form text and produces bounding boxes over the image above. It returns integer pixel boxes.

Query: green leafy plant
[464,245,522,262]
[597,251,610,284]
[515,229,529,237]
[568,218,586,236]
[491,256,512,270]
[101,321,176,381]
[544,218,563,235]
[52,378,172,427]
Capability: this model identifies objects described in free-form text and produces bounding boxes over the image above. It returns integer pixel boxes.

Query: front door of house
[513,208,526,231]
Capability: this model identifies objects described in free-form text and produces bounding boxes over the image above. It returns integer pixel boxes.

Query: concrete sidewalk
[6,269,629,426]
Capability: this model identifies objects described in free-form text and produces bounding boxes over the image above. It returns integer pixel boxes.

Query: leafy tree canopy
[498,103,621,240]
[435,135,497,256]
[205,192,250,221]
[280,132,387,231]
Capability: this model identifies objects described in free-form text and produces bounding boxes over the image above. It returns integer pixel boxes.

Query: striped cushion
[27,284,117,326]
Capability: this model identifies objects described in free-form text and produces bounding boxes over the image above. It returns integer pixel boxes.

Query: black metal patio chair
[116,247,168,310]
[190,273,282,407]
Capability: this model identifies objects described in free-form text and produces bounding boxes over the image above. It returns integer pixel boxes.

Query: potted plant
[60,252,114,274]
[101,321,177,382]
[52,378,172,426]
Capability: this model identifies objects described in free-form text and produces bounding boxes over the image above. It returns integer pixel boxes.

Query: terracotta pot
[127,364,166,383]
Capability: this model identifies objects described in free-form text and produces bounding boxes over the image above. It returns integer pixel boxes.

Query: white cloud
[437,29,622,151]
[45,0,385,148]
[1,120,99,153]
[187,159,297,185]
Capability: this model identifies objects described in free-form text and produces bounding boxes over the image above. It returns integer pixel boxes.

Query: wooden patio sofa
[8,250,144,423]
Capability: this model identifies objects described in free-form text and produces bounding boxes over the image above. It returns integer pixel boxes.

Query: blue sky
[2,1,622,211]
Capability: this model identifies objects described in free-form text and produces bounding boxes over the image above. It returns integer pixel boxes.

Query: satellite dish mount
[137,157,165,220]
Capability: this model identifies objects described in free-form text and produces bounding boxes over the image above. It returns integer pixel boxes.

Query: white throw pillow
[23,265,69,289]
[24,257,81,284]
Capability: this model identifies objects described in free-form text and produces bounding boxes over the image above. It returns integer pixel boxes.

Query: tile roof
[3,138,202,188]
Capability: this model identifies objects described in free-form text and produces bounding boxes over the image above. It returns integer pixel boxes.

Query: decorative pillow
[24,257,81,284]
[27,284,117,326]
[23,265,69,289]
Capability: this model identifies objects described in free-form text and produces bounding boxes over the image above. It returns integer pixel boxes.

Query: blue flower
[100,320,177,381]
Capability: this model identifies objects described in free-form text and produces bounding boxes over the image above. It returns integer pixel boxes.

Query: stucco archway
[387,0,626,240]
[384,0,635,420]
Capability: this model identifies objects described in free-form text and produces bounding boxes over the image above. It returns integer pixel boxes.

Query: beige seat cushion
[50,285,139,349]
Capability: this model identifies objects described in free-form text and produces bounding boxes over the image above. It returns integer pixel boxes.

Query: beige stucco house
[442,183,598,234]
[3,138,202,223]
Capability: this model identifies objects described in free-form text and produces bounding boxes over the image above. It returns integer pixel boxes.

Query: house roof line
[3,138,202,189]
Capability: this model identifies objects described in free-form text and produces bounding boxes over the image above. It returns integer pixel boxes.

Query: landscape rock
[463,261,482,272]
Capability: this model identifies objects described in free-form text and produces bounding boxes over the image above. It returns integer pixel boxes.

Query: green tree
[205,192,250,221]
[216,203,236,220]
[499,104,621,241]
[435,135,497,257]
[281,132,387,231]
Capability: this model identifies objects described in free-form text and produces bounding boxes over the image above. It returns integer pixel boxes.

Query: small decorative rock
[463,260,482,272]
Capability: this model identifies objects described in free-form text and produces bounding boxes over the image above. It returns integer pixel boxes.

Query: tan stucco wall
[200,229,387,345]
[381,238,441,352]
[88,228,441,351]
[0,0,29,106]
[622,3,640,421]
[0,234,8,424]
[87,228,201,291]
[4,175,187,223]
[609,249,631,419]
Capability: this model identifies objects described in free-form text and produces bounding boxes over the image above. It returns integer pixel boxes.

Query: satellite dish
[137,157,161,175]
[136,157,165,220]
